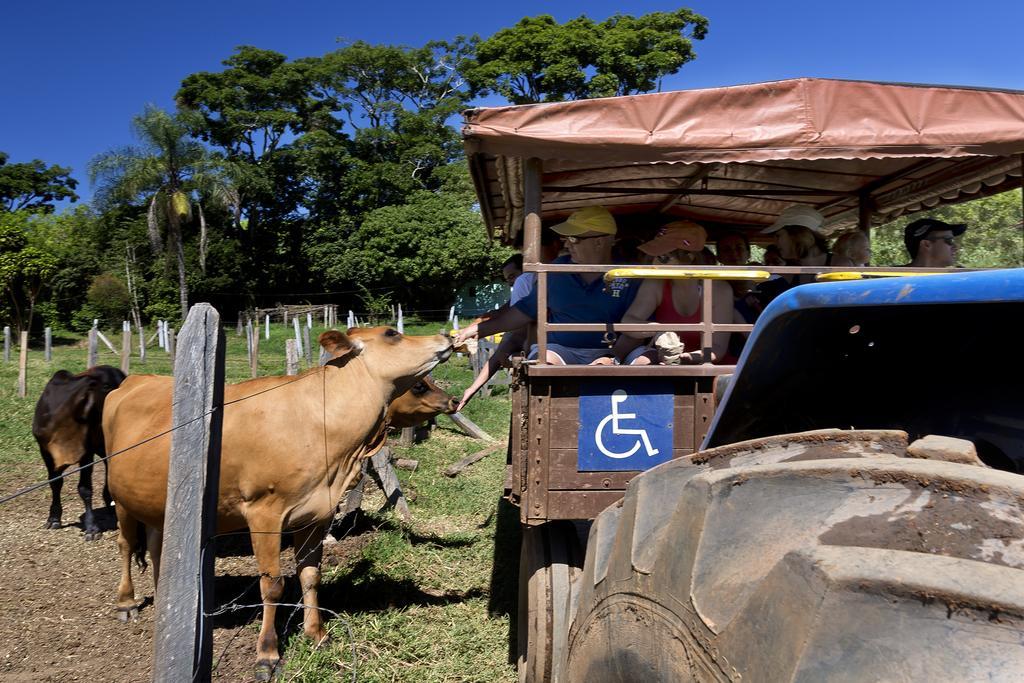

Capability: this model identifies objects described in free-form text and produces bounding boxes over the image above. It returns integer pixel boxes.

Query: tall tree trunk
[167,211,189,319]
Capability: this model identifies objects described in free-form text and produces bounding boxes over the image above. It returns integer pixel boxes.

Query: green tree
[869,190,1023,267]
[464,9,709,104]
[0,211,59,332]
[89,105,236,318]
[304,163,513,308]
[0,151,79,214]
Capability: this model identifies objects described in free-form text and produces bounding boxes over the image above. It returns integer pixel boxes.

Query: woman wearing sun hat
[610,220,735,365]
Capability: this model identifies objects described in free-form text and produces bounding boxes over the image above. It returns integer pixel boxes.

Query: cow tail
[133,521,148,573]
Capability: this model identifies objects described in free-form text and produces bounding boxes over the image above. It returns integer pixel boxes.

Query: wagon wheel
[564,429,1024,682]
[518,521,584,683]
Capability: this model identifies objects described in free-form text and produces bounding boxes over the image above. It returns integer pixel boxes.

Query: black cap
[904,218,967,255]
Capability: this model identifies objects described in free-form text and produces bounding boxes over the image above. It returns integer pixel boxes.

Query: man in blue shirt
[455,206,638,365]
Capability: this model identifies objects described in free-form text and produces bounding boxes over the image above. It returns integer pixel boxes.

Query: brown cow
[386,375,458,429]
[102,327,451,680]
[32,365,126,540]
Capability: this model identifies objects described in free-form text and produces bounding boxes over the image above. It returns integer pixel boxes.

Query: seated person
[903,217,966,268]
[754,205,830,305]
[610,221,734,365]
[831,231,871,267]
[455,205,639,366]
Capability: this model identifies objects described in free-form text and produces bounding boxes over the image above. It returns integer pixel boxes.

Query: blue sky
[2,0,1023,206]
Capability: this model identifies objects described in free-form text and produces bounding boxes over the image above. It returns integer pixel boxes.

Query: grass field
[0,319,519,682]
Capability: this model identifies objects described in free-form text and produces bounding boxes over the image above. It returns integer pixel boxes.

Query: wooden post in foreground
[17,331,28,398]
[87,328,98,368]
[250,324,259,379]
[3,326,9,363]
[285,339,299,376]
[44,327,52,363]
[152,303,224,683]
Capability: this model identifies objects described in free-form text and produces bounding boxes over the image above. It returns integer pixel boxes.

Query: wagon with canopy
[462,78,1024,682]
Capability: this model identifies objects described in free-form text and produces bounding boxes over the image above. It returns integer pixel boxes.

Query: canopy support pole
[857,192,873,242]
[524,158,546,364]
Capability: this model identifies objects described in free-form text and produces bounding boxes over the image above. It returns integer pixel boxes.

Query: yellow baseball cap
[549,206,617,236]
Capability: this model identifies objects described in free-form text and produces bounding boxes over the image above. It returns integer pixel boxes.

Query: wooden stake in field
[3,326,9,363]
[306,312,312,330]
[87,327,98,368]
[302,325,312,365]
[44,327,52,362]
[397,305,404,334]
[17,331,28,398]
[167,327,176,372]
[138,324,146,363]
[250,324,259,378]
[120,323,131,374]
[264,314,270,340]
[245,319,253,366]
[285,338,299,375]
[152,303,224,682]
[292,317,303,359]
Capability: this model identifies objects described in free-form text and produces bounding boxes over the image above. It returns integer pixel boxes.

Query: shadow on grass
[488,497,521,665]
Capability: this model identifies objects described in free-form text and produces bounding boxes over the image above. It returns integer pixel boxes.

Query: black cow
[32,366,126,540]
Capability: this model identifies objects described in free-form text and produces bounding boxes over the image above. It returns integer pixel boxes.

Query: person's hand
[590,356,616,366]
[454,323,479,347]
[456,386,475,412]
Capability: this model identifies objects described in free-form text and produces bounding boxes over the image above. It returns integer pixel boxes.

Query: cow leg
[292,523,329,644]
[249,516,285,681]
[42,451,63,529]
[115,506,143,622]
[78,457,101,541]
[146,526,164,589]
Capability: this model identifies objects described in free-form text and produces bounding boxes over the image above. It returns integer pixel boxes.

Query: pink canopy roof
[462,78,1024,242]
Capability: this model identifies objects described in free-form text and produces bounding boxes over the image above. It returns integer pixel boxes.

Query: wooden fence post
[138,324,146,363]
[236,312,243,336]
[285,339,299,375]
[167,327,176,372]
[3,326,9,363]
[250,324,259,379]
[44,327,52,363]
[264,314,270,340]
[302,325,312,365]
[245,319,253,366]
[88,327,98,368]
[120,324,131,374]
[17,331,28,398]
[152,303,224,683]
[292,318,303,359]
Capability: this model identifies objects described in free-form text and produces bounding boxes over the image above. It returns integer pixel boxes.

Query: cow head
[33,372,104,469]
[319,327,453,397]
[387,375,459,428]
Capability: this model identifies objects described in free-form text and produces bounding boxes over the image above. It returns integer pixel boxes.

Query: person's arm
[457,329,525,411]
[680,280,733,364]
[618,279,661,339]
[454,305,532,346]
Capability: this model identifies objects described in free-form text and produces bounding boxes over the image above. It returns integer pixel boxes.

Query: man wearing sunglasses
[454,205,638,366]
[904,218,966,268]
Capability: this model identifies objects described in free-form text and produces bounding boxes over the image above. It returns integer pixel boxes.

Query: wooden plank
[444,443,503,477]
[546,449,693,490]
[399,427,414,446]
[120,327,131,374]
[369,447,410,522]
[542,490,625,522]
[152,303,224,682]
[528,363,734,377]
[17,331,28,398]
[443,412,495,441]
[302,325,312,365]
[95,330,118,355]
[167,328,176,373]
[524,383,551,522]
[695,388,715,447]
[510,379,525,498]
[3,326,9,363]
[44,327,51,362]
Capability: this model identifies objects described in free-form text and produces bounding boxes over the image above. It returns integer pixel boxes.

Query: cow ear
[318,330,363,366]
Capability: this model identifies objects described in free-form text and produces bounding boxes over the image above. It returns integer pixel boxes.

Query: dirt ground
[0,461,367,682]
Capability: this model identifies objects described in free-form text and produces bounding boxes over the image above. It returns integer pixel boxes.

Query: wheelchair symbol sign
[578,382,673,471]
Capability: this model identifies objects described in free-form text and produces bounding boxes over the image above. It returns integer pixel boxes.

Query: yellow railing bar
[604,267,772,283]
[815,271,954,281]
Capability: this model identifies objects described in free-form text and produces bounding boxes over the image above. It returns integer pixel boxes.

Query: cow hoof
[116,606,139,623]
[45,519,61,529]
[84,529,103,541]
[254,660,280,682]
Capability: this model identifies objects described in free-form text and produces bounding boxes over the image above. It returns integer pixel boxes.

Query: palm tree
[90,105,236,318]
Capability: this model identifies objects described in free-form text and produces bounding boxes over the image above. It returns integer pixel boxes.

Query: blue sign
[578,381,674,472]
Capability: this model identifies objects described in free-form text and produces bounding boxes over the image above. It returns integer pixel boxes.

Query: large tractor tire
[519,521,585,683]
[565,429,1024,682]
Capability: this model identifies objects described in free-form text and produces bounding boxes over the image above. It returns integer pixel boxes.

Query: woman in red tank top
[611,221,734,365]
